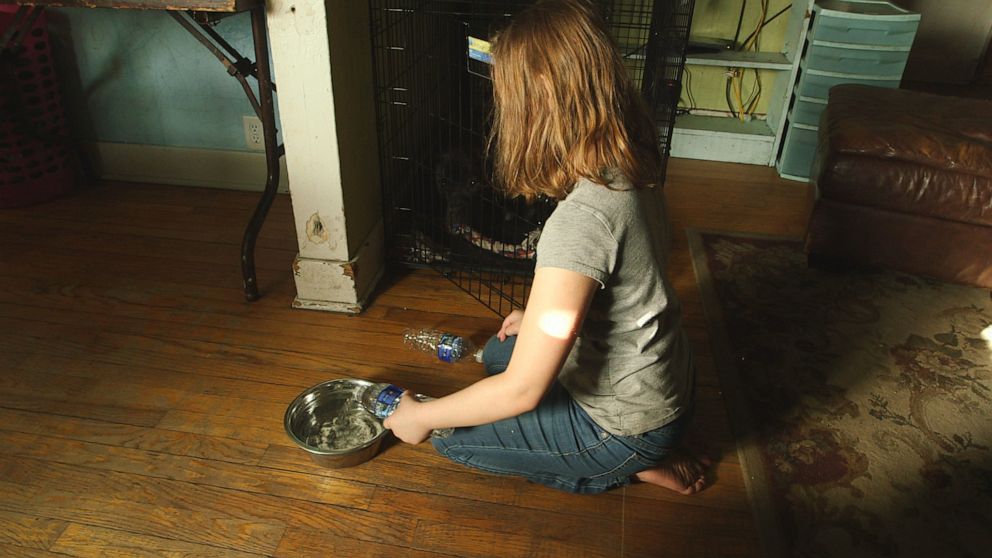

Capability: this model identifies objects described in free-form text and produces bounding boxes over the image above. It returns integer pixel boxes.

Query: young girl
[384,0,708,495]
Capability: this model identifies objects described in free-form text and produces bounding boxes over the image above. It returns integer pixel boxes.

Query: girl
[384,0,709,495]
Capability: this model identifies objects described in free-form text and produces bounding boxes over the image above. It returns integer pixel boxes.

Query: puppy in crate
[434,144,554,260]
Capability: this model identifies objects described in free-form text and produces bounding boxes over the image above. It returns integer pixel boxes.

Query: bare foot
[635,451,712,495]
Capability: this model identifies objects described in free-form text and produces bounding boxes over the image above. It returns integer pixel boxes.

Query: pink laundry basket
[1,6,76,208]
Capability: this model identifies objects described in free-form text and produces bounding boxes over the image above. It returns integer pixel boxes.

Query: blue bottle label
[437,333,463,363]
[373,384,404,418]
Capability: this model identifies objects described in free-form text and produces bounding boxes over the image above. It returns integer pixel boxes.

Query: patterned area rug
[689,230,992,558]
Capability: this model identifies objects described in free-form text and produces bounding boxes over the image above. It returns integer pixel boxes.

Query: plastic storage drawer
[777,121,820,181]
[809,8,919,48]
[795,63,902,99]
[790,96,828,128]
[804,41,910,76]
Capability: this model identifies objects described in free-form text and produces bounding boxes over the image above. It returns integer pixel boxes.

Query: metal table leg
[241,5,281,302]
[171,8,284,301]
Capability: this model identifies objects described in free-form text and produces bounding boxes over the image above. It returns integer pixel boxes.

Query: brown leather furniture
[806,84,992,288]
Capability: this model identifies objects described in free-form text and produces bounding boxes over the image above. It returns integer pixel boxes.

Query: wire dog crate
[370,0,694,316]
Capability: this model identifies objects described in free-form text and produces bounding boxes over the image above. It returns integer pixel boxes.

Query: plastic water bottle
[402,328,483,363]
[358,382,453,438]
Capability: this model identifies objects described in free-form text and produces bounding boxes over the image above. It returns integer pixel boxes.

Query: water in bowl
[307,410,382,451]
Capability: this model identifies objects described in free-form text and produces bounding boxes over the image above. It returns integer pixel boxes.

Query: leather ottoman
[806,84,992,288]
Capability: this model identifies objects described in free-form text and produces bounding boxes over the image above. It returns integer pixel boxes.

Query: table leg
[240,4,281,302]
[170,8,284,301]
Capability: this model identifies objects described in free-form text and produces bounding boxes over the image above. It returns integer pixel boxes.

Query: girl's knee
[482,335,515,376]
[430,435,450,455]
[431,435,471,464]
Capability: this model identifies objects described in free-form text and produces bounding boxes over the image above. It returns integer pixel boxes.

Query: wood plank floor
[0,158,811,557]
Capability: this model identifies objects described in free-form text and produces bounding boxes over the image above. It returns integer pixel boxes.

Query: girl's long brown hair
[490,0,662,201]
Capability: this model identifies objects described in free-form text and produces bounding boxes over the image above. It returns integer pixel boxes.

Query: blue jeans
[431,335,694,494]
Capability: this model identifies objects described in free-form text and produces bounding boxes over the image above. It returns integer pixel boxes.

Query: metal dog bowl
[284,378,387,468]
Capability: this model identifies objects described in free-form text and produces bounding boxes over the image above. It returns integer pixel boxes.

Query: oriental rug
[689,230,992,558]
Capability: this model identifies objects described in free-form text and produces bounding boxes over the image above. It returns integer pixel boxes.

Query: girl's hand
[382,392,433,445]
[498,309,525,341]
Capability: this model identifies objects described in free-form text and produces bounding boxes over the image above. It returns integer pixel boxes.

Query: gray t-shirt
[535,176,693,436]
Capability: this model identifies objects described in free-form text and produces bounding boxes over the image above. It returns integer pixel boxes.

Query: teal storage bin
[810,1,919,48]
[791,96,828,127]
[776,1,920,183]
[795,62,902,99]
[804,40,911,76]
[777,120,820,181]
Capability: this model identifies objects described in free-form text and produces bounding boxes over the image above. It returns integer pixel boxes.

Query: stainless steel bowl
[284,378,388,468]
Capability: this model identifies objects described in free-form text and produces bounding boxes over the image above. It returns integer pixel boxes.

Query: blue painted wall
[49,9,281,151]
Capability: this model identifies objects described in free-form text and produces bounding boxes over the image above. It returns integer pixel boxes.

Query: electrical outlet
[243,115,265,151]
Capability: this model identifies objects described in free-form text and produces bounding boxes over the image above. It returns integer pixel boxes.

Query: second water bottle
[402,328,483,363]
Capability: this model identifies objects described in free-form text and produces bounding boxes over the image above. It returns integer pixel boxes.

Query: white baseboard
[93,142,291,193]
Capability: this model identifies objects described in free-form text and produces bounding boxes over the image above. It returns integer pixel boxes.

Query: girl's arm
[384,267,599,444]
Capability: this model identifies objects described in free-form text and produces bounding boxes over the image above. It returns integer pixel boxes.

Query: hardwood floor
[0,158,811,557]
